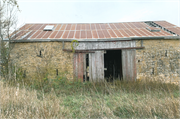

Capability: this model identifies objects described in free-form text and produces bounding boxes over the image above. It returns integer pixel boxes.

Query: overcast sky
[17,0,180,27]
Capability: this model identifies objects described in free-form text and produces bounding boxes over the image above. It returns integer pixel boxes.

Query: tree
[0,0,19,79]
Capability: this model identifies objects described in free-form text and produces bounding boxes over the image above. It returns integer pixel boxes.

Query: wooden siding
[75,41,136,50]
[122,49,136,80]
[89,51,104,82]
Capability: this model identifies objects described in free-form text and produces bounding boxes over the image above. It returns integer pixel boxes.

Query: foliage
[0,0,19,38]
[2,0,19,9]
[0,41,8,75]
[71,40,79,53]
[0,0,19,79]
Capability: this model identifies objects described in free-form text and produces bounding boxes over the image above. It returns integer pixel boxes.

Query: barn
[9,21,180,82]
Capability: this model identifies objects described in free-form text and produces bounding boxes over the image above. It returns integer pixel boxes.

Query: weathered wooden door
[122,49,136,81]
[73,53,86,81]
[89,51,104,82]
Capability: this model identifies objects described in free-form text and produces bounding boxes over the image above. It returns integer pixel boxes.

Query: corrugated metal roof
[11,21,179,40]
[153,21,180,35]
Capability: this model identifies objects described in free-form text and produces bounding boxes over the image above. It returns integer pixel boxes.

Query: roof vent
[146,27,160,32]
[44,25,54,31]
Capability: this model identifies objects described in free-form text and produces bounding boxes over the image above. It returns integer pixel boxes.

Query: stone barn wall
[136,39,180,81]
[10,39,180,82]
[10,42,74,80]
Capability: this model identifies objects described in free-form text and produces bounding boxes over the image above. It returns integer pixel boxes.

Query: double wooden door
[73,50,136,82]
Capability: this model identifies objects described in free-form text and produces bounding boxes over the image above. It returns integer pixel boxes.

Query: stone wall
[136,39,180,81]
[10,42,74,80]
[10,39,180,82]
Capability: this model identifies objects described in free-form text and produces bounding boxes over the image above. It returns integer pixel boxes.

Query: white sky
[17,0,180,27]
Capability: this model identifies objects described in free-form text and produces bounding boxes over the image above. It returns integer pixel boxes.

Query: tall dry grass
[0,78,179,118]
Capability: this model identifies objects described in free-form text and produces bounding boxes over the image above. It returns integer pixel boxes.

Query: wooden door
[89,51,104,82]
[122,49,136,81]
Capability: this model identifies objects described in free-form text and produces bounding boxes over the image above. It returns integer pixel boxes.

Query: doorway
[104,50,123,81]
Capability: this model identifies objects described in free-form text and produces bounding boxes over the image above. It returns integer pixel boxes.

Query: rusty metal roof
[153,21,180,35]
[10,21,179,41]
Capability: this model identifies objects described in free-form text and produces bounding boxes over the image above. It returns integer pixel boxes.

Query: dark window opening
[104,50,123,82]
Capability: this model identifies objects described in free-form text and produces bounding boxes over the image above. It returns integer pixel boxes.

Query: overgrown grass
[0,76,179,118]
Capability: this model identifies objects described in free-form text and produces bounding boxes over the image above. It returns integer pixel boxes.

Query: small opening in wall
[165,50,167,57]
[152,68,154,75]
[37,50,42,57]
[138,60,140,62]
[56,69,58,76]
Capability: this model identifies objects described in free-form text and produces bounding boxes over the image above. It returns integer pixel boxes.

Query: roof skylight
[146,27,160,32]
[44,25,54,31]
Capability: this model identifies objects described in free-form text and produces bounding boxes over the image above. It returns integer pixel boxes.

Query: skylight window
[146,27,160,32]
[44,25,54,31]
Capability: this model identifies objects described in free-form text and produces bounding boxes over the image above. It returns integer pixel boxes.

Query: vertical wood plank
[122,50,125,80]
[96,51,100,81]
[77,53,81,80]
[128,50,131,80]
[73,53,78,79]
[132,49,137,80]
[83,54,87,81]
[100,51,104,80]
[92,53,96,81]
[126,50,129,80]
[74,53,85,81]
[89,53,92,81]
[130,50,133,80]
[95,52,98,81]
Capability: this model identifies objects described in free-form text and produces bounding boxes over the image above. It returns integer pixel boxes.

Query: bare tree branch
[0,0,19,79]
